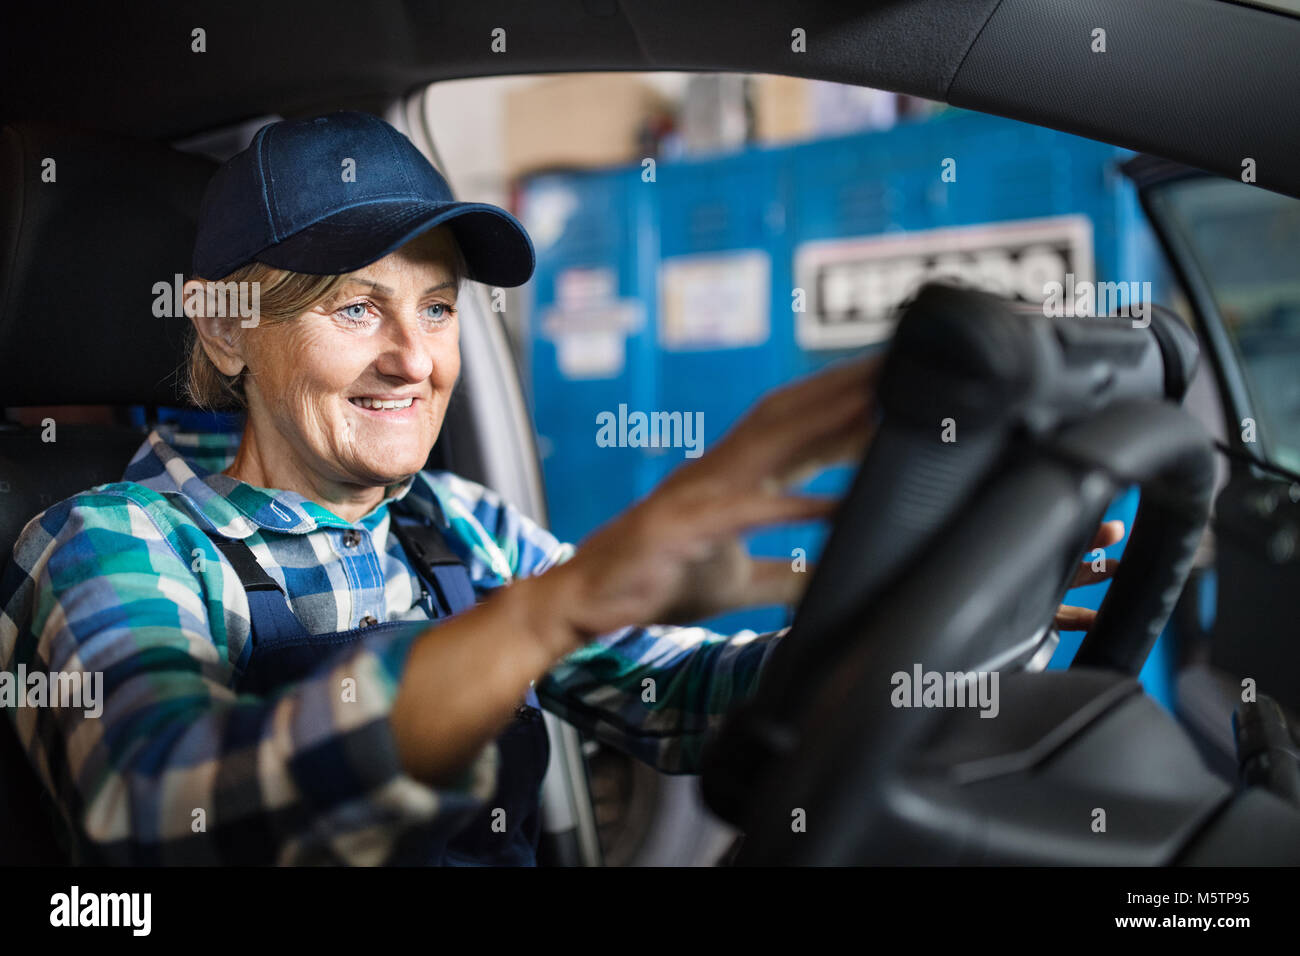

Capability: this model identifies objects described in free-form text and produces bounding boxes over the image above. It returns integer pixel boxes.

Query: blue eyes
[335,301,455,326]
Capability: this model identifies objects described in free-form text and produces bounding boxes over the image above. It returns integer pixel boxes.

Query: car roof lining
[2,0,1298,198]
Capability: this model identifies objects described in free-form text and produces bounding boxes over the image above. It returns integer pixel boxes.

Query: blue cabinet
[521,109,1180,700]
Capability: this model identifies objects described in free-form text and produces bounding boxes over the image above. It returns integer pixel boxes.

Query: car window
[1148,178,1300,472]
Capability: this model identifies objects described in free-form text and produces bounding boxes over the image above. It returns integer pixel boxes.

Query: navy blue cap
[191,111,535,286]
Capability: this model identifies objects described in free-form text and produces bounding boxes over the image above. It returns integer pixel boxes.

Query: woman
[0,112,1117,865]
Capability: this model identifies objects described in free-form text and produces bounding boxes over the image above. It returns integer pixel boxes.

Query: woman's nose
[374,317,436,382]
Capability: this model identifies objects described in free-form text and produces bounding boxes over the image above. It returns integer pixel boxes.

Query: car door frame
[1122,154,1300,718]
[389,93,604,867]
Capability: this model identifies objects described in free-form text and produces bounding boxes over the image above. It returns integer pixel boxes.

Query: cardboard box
[753,75,906,144]
[503,73,670,180]
[753,74,813,144]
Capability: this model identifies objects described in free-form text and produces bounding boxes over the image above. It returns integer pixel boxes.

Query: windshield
[1149,178,1300,472]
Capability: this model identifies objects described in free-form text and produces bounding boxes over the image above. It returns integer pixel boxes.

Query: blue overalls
[204,502,550,865]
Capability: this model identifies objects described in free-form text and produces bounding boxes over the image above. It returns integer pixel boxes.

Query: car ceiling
[2,0,1299,198]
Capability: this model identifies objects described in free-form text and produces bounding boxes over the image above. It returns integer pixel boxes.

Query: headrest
[0,124,217,406]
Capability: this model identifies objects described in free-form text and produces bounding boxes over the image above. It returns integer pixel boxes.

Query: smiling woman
[1,110,1105,868]
[184,227,471,522]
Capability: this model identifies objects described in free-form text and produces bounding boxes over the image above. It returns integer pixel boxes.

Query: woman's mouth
[350,396,415,410]
[348,396,419,419]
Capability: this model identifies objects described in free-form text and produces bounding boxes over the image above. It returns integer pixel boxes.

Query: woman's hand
[532,355,1126,657]
[542,356,882,648]
[397,356,879,784]
[1053,520,1125,631]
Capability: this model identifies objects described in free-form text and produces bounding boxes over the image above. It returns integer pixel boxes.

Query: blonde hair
[184,231,469,410]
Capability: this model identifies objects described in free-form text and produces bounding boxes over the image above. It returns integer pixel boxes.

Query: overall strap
[388,505,479,619]
[203,531,310,644]
[387,508,538,709]
[204,508,478,641]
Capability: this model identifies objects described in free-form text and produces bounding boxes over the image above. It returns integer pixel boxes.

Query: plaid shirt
[0,426,783,864]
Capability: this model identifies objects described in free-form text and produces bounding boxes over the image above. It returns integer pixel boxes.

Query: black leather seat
[0,122,217,551]
[0,123,216,863]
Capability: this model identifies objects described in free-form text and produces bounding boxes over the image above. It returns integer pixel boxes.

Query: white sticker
[794,215,1094,349]
[556,330,626,378]
[540,267,644,381]
[658,250,771,350]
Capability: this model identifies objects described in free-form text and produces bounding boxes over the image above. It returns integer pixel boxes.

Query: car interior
[701,283,1300,864]
[2,0,1299,867]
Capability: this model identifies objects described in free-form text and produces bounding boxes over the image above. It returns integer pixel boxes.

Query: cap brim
[251,199,536,287]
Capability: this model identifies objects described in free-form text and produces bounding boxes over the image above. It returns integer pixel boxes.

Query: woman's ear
[184,279,246,376]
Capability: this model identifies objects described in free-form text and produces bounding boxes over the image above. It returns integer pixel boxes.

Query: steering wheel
[700,282,1216,859]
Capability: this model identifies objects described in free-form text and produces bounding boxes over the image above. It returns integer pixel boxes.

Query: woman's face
[230,228,463,498]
